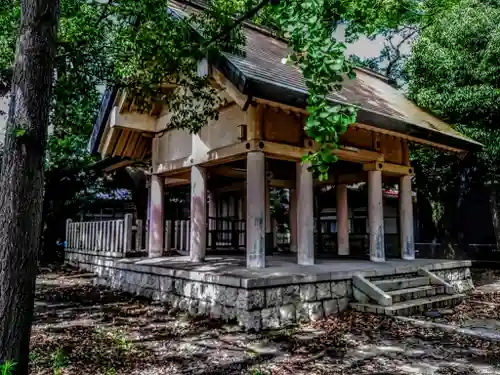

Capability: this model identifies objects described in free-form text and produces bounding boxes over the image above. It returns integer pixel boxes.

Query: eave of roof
[89,0,483,155]
[89,85,118,155]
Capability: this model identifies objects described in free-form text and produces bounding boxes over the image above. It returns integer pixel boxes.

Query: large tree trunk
[488,185,500,250]
[0,0,59,373]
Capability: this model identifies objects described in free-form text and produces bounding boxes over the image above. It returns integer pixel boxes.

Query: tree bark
[0,0,59,373]
[488,186,500,250]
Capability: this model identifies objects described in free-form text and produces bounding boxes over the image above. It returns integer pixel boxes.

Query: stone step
[387,285,446,303]
[350,293,465,316]
[373,276,430,292]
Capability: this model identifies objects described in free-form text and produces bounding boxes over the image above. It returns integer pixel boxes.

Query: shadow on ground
[31,265,500,375]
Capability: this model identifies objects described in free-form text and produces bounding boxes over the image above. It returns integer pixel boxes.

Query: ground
[31,265,500,375]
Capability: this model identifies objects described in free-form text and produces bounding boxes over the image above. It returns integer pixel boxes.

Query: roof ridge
[171,0,288,42]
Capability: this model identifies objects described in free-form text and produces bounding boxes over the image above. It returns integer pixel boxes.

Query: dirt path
[30,266,500,375]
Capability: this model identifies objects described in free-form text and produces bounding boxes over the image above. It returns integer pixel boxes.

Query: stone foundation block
[283,285,300,305]
[296,303,310,323]
[188,299,198,316]
[159,277,173,293]
[237,289,265,310]
[331,281,348,298]
[224,287,238,307]
[316,282,332,300]
[262,307,280,330]
[338,297,349,313]
[174,279,184,295]
[214,286,226,305]
[238,310,262,331]
[323,299,339,316]
[300,284,316,301]
[223,306,237,322]
[279,304,296,326]
[210,303,223,319]
[307,302,324,321]
[178,297,190,311]
[197,301,209,316]
[200,283,215,302]
[266,287,284,307]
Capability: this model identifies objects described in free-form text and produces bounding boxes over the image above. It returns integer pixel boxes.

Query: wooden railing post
[135,219,143,251]
[66,219,72,249]
[165,220,172,252]
[124,214,133,254]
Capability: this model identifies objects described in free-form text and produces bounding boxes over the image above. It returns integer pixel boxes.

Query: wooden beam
[313,172,367,186]
[333,147,384,163]
[115,89,128,112]
[363,161,414,176]
[205,142,249,165]
[101,127,120,157]
[354,122,465,153]
[103,159,135,173]
[156,157,191,175]
[401,139,410,166]
[109,106,156,133]
[259,141,306,161]
[210,181,245,193]
[211,68,248,108]
[113,129,131,157]
[211,166,246,178]
[269,179,295,189]
[122,131,139,158]
[165,177,189,187]
[255,97,307,115]
[262,139,384,163]
[246,104,263,141]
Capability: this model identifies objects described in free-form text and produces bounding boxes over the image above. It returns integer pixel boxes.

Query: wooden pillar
[336,184,350,256]
[368,170,385,262]
[297,162,315,265]
[400,175,415,260]
[246,151,266,268]
[265,181,273,254]
[190,165,207,262]
[148,174,164,257]
[289,188,298,253]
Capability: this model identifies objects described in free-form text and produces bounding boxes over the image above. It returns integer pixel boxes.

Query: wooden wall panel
[379,135,403,164]
[340,126,374,150]
[263,106,302,145]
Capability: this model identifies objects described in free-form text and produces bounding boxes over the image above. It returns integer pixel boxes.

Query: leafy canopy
[406,0,500,244]
[407,0,500,187]
[1,0,424,180]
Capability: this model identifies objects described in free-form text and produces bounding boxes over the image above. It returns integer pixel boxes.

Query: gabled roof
[90,0,482,154]
[170,0,481,152]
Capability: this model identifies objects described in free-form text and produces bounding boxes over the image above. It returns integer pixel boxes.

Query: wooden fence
[66,214,144,256]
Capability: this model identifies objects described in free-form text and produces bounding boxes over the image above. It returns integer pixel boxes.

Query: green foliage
[407,0,500,244]
[266,0,425,179]
[407,0,500,212]
[95,327,133,354]
[0,361,15,375]
[51,347,69,375]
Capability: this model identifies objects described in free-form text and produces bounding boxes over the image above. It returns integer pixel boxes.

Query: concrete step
[387,285,446,303]
[350,293,465,316]
[373,276,430,292]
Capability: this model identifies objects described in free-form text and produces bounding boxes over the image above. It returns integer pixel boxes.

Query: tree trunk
[0,0,59,373]
[488,186,500,250]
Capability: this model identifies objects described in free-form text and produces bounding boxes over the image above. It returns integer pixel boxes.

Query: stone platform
[65,249,474,330]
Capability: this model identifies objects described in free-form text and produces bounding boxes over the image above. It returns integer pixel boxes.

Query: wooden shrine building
[88,0,481,270]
